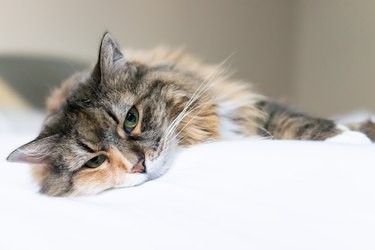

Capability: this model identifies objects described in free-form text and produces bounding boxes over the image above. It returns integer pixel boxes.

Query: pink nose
[131,159,146,173]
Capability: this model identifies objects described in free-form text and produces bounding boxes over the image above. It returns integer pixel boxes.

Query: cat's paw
[325,125,372,144]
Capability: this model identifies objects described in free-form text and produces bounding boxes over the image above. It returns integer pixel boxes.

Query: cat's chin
[144,152,175,181]
[118,173,149,188]
[105,156,173,191]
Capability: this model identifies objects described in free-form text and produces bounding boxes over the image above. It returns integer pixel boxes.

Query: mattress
[1,110,375,250]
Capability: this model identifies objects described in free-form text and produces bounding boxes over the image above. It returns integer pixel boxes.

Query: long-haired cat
[7,33,374,196]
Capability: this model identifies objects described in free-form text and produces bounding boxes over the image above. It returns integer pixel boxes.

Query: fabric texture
[1,128,375,249]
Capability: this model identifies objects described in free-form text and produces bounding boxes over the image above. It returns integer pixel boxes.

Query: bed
[1,64,375,249]
[1,104,375,250]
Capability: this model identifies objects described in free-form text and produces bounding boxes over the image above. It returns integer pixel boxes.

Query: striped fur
[6,33,373,196]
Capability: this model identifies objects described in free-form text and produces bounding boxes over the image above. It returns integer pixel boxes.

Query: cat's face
[7,33,219,196]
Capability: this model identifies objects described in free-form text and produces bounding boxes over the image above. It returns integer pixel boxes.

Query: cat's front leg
[325,125,372,144]
[256,100,372,143]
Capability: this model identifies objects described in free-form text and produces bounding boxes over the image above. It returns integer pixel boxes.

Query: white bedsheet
[1,130,375,250]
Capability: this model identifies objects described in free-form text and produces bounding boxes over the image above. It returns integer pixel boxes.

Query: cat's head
[7,33,220,196]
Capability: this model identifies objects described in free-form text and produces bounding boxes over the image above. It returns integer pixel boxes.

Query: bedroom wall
[291,0,375,117]
[1,0,375,117]
[0,0,293,103]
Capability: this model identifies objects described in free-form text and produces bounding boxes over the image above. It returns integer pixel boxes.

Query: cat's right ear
[6,136,57,164]
[93,32,128,83]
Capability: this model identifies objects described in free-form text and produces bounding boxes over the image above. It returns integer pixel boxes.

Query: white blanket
[1,110,375,250]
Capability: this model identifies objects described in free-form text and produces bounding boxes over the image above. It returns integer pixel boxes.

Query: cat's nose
[130,158,146,173]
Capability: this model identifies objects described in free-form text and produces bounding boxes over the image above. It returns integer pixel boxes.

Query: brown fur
[7,33,372,196]
[350,120,375,141]
[256,100,340,140]
[71,148,130,195]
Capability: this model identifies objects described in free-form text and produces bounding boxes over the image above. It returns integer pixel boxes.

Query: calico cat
[7,33,374,196]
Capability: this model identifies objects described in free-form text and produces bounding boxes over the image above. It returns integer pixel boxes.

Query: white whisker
[162,53,235,145]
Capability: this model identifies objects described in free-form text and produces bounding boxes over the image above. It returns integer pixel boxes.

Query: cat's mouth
[130,159,146,174]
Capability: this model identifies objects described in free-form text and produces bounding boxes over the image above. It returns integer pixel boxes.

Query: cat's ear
[6,136,57,164]
[93,32,127,82]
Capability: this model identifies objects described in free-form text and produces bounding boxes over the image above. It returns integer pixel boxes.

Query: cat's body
[7,33,374,196]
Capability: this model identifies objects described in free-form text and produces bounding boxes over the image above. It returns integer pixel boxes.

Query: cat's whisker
[168,53,234,121]
[163,80,213,138]
[162,54,234,142]
[163,100,204,140]
[164,100,212,146]
[163,138,178,152]
[163,93,213,142]
[168,108,205,144]
[165,104,209,146]
[163,100,210,142]
[160,135,179,153]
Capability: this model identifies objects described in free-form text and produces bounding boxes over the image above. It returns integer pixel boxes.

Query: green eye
[85,155,107,168]
[124,107,139,133]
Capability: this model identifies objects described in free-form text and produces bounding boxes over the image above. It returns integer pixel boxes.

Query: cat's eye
[124,106,139,133]
[84,155,107,168]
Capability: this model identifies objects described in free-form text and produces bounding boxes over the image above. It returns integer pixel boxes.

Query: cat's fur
[7,33,375,196]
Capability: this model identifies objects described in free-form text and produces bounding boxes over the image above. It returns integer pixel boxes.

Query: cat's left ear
[6,136,57,164]
[93,32,128,82]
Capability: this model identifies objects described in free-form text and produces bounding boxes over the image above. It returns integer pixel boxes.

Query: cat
[6,33,375,196]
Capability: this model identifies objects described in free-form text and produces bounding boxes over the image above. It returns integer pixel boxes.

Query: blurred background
[0,0,375,117]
